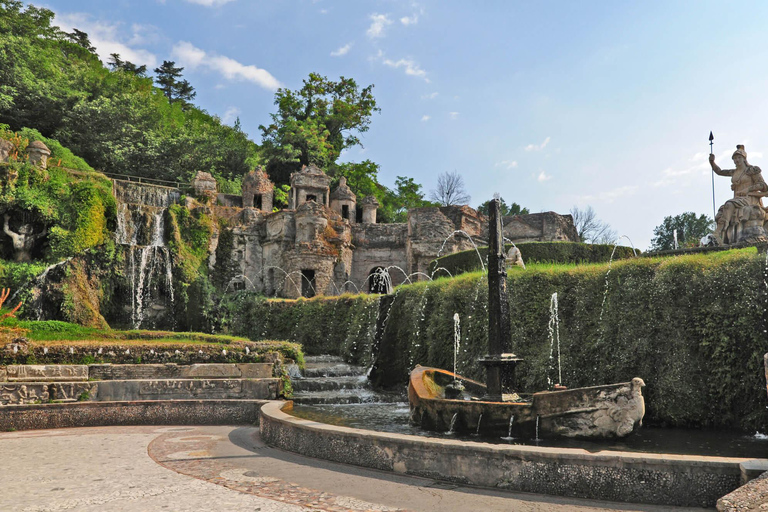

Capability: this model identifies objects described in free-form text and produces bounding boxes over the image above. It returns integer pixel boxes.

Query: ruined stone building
[197,165,579,298]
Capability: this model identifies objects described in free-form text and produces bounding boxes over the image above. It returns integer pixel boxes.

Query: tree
[153,60,196,108]
[108,53,147,77]
[430,171,471,206]
[259,73,379,184]
[650,212,714,251]
[66,28,95,53]
[570,206,617,244]
[477,195,529,216]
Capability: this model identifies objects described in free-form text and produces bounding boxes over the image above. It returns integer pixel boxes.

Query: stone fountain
[477,198,523,401]
[408,197,646,439]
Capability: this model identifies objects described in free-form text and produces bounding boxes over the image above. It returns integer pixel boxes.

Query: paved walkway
[0,425,710,512]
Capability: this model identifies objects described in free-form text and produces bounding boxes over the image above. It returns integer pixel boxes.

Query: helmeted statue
[709,145,768,244]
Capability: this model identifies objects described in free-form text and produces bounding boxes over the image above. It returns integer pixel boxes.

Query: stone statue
[3,214,46,262]
[709,145,768,244]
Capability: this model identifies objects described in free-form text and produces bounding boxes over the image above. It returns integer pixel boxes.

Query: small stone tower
[27,140,50,169]
[330,177,357,222]
[242,167,274,211]
[289,164,331,209]
[361,195,380,224]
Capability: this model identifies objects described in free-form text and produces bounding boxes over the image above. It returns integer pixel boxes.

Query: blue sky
[36,0,768,249]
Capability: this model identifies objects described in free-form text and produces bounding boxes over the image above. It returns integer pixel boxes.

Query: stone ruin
[184,164,579,298]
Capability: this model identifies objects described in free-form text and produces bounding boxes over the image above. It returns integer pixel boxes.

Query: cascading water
[547,292,562,388]
[113,180,180,329]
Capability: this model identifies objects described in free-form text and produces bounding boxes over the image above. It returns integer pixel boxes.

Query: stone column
[485,198,511,401]
[361,196,380,224]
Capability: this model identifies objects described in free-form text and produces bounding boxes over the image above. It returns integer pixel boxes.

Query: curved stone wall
[259,401,745,508]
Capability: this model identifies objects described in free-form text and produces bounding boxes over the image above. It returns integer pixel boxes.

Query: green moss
[223,248,768,432]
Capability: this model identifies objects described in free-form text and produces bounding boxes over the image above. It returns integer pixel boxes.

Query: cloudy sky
[36,0,768,249]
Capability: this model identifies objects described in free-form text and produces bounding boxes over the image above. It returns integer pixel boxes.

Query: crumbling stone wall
[502,212,579,242]
[350,224,409,291]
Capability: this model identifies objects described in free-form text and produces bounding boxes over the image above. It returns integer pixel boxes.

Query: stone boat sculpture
[408,198,645,440]
[408,366,645,439]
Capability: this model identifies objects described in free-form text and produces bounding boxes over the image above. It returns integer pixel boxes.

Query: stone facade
[199,165,578,297]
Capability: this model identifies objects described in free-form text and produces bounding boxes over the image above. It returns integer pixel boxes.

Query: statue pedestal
[478,353,523,402]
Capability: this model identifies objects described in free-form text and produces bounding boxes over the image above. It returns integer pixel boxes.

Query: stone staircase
[292,356,403,405]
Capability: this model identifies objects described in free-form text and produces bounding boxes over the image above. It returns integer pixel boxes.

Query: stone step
[292,389,405,405]
[302,364,367,378]
[292,376,369,392]
[303,355,345,364]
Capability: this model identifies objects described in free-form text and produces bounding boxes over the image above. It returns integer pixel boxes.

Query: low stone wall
[95,378,278,401]
[259,401,746,508]
[88,363,273,380]
[0,399,271,431]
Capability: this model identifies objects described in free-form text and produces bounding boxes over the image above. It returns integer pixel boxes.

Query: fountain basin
[408,366,645,439]
[261,400,751,507]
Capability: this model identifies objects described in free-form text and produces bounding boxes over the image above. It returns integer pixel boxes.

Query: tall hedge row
[222,248,768,432]
[430,242,637,277]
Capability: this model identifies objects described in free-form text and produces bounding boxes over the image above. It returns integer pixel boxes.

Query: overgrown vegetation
[430,242,638,277]
[221,248,768,432]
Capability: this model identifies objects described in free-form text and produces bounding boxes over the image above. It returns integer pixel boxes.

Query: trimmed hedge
[430,242,638,277]
[222,248,768,432]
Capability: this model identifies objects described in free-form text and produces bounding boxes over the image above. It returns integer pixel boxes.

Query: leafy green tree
[650,212,714,251]
[153,60,196,108]
[108,53,147,77]
[260,73,379,184]
[66,28,95,53]
[477,196,529,216]
[378,176,436,223]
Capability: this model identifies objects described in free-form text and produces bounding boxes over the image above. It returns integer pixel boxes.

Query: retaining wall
[259,401,751,508]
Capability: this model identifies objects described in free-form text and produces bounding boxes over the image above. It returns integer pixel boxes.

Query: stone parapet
[0,399,272,432]
[260,401,746,508]
[5,365,88,382]
[87,363,273,380]
[94,378,278,401]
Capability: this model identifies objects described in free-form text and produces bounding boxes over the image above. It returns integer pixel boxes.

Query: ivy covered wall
[221,248,768,432]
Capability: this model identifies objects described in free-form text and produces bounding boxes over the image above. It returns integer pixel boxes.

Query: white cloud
[421,115,430,122]
[55,13,158,68]
[381,55,429,82]
[422,92,438,100]
[330,43,352,57]
[184,0,236,6]
[525,136,551,152]
[495,160,518,169]
[400,14,418,25]
[172,41,281,90]
[449,112,459,119]
[222,106,240,125]
[367,13,392,38]
[537,171,552,182]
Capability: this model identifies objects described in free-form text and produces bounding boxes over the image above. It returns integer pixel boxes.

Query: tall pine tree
[153,60,196,108]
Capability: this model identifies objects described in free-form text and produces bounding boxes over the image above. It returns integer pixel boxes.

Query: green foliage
[260,73,379,185]
[224,248,768,432]
[431,242,638,276]
[477,197,529,217]
[0,3,258,184]
[153,60,196,108]
[0,260,46,291]
[650,212,714,251]
[378,176,437,223]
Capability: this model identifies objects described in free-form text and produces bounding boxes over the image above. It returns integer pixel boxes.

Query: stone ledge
[0,399,278,432]
[259,401,748,508]
[718,470,768,511]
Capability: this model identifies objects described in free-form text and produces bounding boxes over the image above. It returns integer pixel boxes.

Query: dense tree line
[0,2,465,220]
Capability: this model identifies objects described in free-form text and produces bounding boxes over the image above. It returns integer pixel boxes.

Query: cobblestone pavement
[0,425,710,512]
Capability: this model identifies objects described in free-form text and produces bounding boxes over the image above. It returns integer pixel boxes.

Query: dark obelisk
[479,198,520,401]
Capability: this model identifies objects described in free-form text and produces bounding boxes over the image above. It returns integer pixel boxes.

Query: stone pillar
[361,196,380,224]
[262,191,273,213]
[27,141,51,169]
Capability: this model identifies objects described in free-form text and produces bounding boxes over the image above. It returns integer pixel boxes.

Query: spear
[709,131,716,221]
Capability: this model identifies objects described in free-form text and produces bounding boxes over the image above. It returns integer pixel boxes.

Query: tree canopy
[259,73,379,185]
[650,212,714,251]
[477,196,529,217]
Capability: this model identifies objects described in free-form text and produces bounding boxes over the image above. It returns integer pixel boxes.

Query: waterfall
[113,180,180,329]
